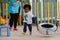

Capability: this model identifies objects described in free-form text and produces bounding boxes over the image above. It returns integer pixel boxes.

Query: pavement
[0,26,60,40]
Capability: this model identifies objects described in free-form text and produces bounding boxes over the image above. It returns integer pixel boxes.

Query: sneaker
[10,27,12,31]
[30,32,32,35]
[22,32,26,35]
[14,28,18,31]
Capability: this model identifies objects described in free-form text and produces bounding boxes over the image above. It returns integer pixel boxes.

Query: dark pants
[9,13,19,28]
[23,23,32,33]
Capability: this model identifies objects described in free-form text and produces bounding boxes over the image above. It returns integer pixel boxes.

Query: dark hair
[23,4,31,10]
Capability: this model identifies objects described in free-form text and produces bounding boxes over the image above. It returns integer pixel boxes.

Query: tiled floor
[0,26,60,40]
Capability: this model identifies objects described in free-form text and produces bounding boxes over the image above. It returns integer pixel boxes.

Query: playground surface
[0,26,60,40]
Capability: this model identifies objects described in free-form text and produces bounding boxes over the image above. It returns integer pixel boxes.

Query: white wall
[58,0,60,2]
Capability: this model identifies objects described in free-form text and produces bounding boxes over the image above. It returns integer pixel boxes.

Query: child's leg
[28,24,32,35]
[9,13,14,27]
[14,14,19,29]
[23,23,27,33]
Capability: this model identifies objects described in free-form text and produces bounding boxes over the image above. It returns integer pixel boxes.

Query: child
[22,4,33,35]
[8,0,21,31]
